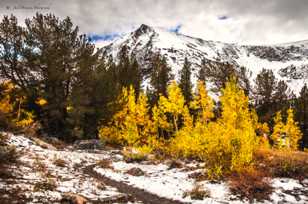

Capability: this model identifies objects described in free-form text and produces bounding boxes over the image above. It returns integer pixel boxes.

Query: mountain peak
[133,24,154,37]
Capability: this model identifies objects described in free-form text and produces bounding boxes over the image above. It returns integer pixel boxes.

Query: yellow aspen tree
[152,104,171,135]
[251,108,270,148]
[99,87,130,144]
[0,81,34,127]
[158,81,186,133]
[122,86,139,146]
[285,108,302,150]
[99,86,153,148]
[218,78,256,171]
[135,92,155,146]
[272,111,284,149]
[0,81,14,114]
[190,81,214,125]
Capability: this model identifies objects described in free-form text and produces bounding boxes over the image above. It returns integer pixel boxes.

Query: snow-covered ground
[0,132,133,203]
[1,132,307,203]
[95,158,308,204]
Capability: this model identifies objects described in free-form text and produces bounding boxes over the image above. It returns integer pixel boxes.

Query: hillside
[101,24,308,94]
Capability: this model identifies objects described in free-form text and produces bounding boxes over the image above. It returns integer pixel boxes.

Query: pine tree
[295,84,308,148]
[285,108,302,150]
[117,47,142,96]
[148,54,173,104]
[179,57,193,104]
[200,61,237,92]
[254,69,277,121]
[69,39,106,138]
[273,80,292,112]
[197,58,207,82]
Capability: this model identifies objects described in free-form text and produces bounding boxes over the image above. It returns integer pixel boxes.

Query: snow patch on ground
[1,132,128,203]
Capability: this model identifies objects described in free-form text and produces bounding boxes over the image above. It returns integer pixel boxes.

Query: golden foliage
[0,81,14,114]
[190,81,214,124]
[99,86,154,147]
[99,79,303,179]
[0,81,34,128]
[271,109,302,150]
[271,111,284,149]
[156,81,186,133]
[285,108,302,150]
[35,98,48,106]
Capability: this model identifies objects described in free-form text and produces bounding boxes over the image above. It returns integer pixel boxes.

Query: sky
[0,0,307,45]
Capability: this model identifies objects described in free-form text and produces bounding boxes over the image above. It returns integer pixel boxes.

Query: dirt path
[84,165,187,204]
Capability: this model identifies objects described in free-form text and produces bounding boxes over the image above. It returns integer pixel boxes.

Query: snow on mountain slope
[100,24,308,94]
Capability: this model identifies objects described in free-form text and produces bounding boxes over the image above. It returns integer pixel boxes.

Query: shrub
[183,184,210,200]
[53,158,67,167]
[0,133,19,165]
[126,167,145,176]
[0,145,18,164]
[229,168,273,202]
[34,179,57,192]
[254,148,308,179]
[96,159,113,169]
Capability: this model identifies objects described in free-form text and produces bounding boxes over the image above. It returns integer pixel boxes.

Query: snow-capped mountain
[100,24,308,94]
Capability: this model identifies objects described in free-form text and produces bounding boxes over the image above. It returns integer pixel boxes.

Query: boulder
[73,139,104,150]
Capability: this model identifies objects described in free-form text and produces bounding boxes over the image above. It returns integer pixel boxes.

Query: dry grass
[183,184,211,200]
[53,158,67,167]
[229,168,273,202]
[228,149,308,201]
[0,133,19,178]
[34,157,48,173]
[96,159,113,169]
[254,148,308,180]
[0,133,18,164]
[0,145,19,164]
[122,150,147,163]
[33,179,57,192]
[126,167,145,176]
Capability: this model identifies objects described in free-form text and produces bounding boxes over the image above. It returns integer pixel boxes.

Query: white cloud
[0,0,307,44]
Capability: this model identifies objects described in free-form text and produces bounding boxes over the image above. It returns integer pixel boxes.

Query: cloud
[0,0,307,44]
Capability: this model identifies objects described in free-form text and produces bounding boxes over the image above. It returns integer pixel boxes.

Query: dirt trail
[84,165,187,204]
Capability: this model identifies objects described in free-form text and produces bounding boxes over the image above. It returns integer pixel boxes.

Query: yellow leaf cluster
[99,79,302,177]
[0,81,34,128]
[99,86,154,147]
[35,98,48,106]
[272,108,302,150]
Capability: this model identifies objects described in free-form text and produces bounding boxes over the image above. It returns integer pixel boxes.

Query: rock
[126,167,145,176]
[167,160,183,169]
[73,139,104,150]
[61,193,88,204]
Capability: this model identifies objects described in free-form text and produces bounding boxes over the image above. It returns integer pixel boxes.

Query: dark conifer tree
[198,58,207,82]
[117,46,142,97]
[179,57,193,104]
[0,14,102,138]
[254,69,277,121]
[254,68,292,123]
[273,80,292,112]
[295,84,308,148]
[200,61,236,92]
[148,54,173,104]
